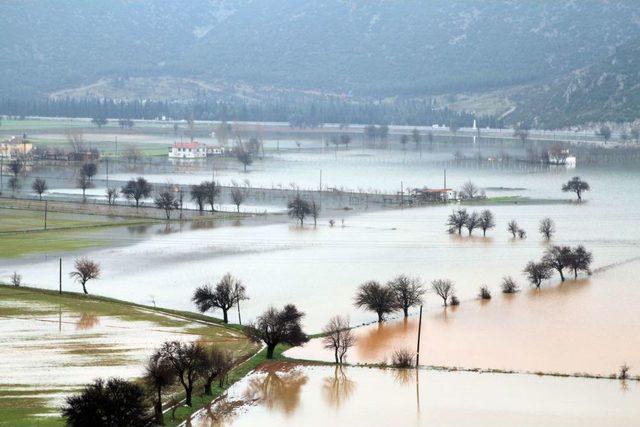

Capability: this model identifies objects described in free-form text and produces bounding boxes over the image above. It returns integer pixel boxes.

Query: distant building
[169,142,207,159]
[411,187,456,203]
[0,137,33,158]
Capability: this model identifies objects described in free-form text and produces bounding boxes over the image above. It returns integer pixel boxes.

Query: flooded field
[189,363,640,427]
[0,286,253,424]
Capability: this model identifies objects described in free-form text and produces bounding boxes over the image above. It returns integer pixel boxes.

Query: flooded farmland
[188,363,640,427]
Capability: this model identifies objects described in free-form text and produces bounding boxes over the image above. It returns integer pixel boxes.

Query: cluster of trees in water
[0,96,502,128]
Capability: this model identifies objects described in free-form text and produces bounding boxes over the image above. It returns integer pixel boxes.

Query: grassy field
[0,285,258,427]
[0,204,159,257]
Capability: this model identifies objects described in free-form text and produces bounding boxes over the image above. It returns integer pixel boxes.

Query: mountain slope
[508,40,640,127]
[1,0,639,99]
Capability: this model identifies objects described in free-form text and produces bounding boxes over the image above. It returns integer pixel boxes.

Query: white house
[168,142,207,159]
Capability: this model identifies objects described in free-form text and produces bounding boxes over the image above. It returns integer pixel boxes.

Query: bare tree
[460,181,479,200]
[596,125,611,144]
[539,217,555,240]
[32,178,47,200]
[567,245,593,279]
[158,341,206,407]
[431,279,454,307]
[465,211,481,236]
[203,181,220,213]
[69,257,100,294]
[287,194,311,226]
[143,351,175,426]
[192,273,247,324]
[517,228,527,239]
[523,261,553,288]
[542,245,573,282]
[309,199,321,227]
[105,188,118,205]
[354,280,397,322]
[387,275,425,317]
[322,316,356,364]
[501,276,519,293]
[236,146,253,172]
[447,208,469,234]
[478,209,495,236]
[190,184,206,213]
[154,191,180,220]
[478,286,491,300]
[391,348,414,368]
[81,163,97,181]
[197,345,234,395]
[230,186,245,213]
[121,177,153,208]
[562,177,590,202]
[10,272,21,287]
[77,169,93,202]
[507,220,519,238]
[244,304,308,359]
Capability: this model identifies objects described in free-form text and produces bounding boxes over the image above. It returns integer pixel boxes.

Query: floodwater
[188,364,640,427]
[4,146,640,375]
[0,296,240,416]
[286,258,640,376]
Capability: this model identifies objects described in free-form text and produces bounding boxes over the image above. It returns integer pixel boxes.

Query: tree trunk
[204,379,212,395]
[266,343,276,359]
[155,387,164,425]
[185,385,193,407]
[334,348,339,364]
[82,282,88,294]
[443,297,448,307]
[222,309,228,324]
[483,229,486,237]
[558,269,565,282]
[574,268,578,279]
[403,306,409,317]
[377,312,383,322]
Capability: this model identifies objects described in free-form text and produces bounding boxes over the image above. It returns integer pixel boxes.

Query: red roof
[173,142,203,149]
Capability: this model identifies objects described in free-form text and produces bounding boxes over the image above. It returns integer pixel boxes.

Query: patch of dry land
[0,285,256,426]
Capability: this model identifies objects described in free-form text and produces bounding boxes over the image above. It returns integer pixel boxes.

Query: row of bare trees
[525,245,593,286]
[447,208,495,236]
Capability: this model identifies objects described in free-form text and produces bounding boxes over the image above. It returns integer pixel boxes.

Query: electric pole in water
[59,258,62,294]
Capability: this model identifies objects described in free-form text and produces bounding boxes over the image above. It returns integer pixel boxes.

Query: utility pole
[400,181,404,207]
[319,169,322,192]
[0,157,3,194]
[237,299,242,326]
[59,258,62,294]
[416,305,423,367]
[115,136,118,159]
[106,158,109,188]
[44,200,48,230]
[443,169,447,189]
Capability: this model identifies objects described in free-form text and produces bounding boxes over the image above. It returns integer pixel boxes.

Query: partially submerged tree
[81,162,97,181]
[567,245,593,279]
[465,211,481,236]
[354,280,397,322]
[287,194,311,226]
[431,279,454,307]
[539,217,555,240]
[62,378,147,427]
[121,177,153,208]
[154,191,180,220]
[158,341,206,407]
[91,117,107,128]
[322,315,356,364]
[230,186,245,213]
[69,257,100,294]
[447,208,469,235]
[501,276,519,293]
[203,181,220,213]
[309,199,321,227]
[76,168,93,202]
[244,304,308,359]
[562,176,590,202]
[391,348,414,368]
[478,209,495,236]
[507,220,519,238]
[478,286,491,300]
[542,245,573,282]
[597,125,612,144]
[31,178,48,200]
[523,261,553,288]
[143,352,175,426]
[192,273,247,324]
[190,183,206,213]
[236,146,253,172]
[387,275,425,317]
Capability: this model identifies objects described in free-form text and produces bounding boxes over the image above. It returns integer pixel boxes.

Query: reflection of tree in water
[243,368,308,416]
[322,366,356,409]
[392,367,416,386]
[126,224,151,235]
[75,313,100,330]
